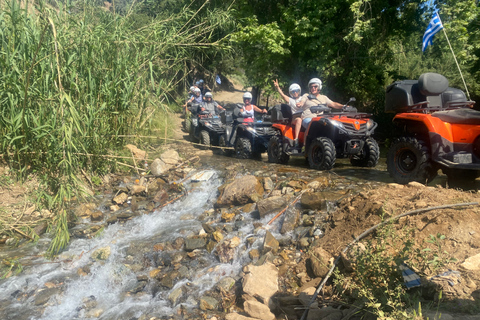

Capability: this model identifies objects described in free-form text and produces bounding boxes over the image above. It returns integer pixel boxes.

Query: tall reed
[0,0,233,255]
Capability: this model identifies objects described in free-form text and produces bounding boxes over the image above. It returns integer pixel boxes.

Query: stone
[113,192,128,205]
[216,276,236,292]
[34,288,60,305]
[199,295,218,310]
[280,207,300,234]
[216,175,264,207]
[309,247,333,278]
[91,246,111,260]
[256,196,287,218]
[242,262,278,305]
[249,249,260,260]
[244,300,275,320]
[225,314,257,320]
[130,185,146,195]
[168,287,184,306]
[263,177,274,191]
[33,221,48,236]
[150,158,171,176]
[125,144,147,160]
[184,237,206,251]
[298,287,317,307]
[307,176,330,190]
[461,253,480,271]
[160,149,181,165]
[90,210,103,222]
[263,231,279,254]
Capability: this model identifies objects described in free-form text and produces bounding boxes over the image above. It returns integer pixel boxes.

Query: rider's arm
[253,105,267,113]
[273,79,290,103]
[327,100,344,109]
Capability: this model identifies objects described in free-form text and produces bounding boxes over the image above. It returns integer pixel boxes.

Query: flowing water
[0,169,279,319]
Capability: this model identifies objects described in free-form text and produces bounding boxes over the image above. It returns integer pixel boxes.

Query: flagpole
[437,16,471,100]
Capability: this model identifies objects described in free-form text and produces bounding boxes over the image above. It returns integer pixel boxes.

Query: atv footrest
[443,152,472,164]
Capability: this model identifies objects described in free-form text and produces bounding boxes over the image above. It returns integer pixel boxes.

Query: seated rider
[183,87,203,113]
[239,92,267,122]
[200,92,225,116]
[298,78,344,129]
[273,79,304,146]
[197,79,211,96]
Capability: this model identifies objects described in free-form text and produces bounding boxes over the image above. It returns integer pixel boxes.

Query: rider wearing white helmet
[239,92,267,122]
[200,91,225,115]
[273,79,306,146]
[298,77,344,129]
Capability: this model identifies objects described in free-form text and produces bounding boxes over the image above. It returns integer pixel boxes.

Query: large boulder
[308,247,333,278]
[242,262,278,306]
[150,158,171,176]
[256,196,287,218]
[216,175,264,207]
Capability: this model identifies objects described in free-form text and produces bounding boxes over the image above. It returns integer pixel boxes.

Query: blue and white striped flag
[422,12,443,52]
[216,74,221,85]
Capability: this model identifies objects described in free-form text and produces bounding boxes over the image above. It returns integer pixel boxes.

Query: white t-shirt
[288,97,304,114]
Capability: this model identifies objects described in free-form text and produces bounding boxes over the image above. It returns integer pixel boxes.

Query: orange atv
[386,72,479,184]
[267,99,379,170]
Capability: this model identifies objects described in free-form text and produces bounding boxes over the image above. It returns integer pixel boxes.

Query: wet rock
[85,308,104,318]
[216,276,236,292]
[33,221,48,236]
[160,270,179,289]
[149,268,162,279]
[153,189,168,204]
[91,246,111,261]
[242,203,256,213]
[256,196,287,218]
[308,247,333,278]
[221,210,236,222]
[202,223,215,234]
[34,287,60,306]
[280,207,300,234]
[242,262,278,306]
[244,299,275,320]
[113,192,128,205]
[216,237,241,263]
[263,231,279,254]
[263,177,274,192]
[307,176,330,190]
[216,175,264,207]
[184,237,206,251]
[129,184,146,195]
[90,210,103,222]
[150,158,171,176]
[168,286,184,306]
[109,204,120,212]
[75,203,97,217]
[249,249,260,260]
[199,295,218,310]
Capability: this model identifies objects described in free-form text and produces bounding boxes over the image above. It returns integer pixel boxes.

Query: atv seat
[432,108,480,125]
[385,73,471,113]
[271,104,292,123]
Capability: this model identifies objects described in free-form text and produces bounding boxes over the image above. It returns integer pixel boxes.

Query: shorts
[302,117,312,128]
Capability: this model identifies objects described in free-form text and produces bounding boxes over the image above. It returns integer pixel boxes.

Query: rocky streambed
[1,146,480,320]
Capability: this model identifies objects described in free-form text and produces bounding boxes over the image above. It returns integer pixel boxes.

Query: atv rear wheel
[183,117,191,133]
[350,138,380,167]
[189,123,198,142]
[308,137,336,170]
[200,130,210,149]
[235,137,252,159]
[387,137,437,184]
[268,136,290,164]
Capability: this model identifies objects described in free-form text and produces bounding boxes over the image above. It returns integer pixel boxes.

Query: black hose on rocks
[300,201,479,320]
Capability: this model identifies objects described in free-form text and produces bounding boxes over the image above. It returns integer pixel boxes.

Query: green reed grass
[0,0,233,255]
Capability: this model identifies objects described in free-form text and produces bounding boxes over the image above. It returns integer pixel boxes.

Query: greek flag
[422,12,443,52]
[216,74,221,85]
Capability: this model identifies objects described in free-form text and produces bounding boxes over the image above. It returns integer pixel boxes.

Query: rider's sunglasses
[291,89,300,94]
[310,85,319,89]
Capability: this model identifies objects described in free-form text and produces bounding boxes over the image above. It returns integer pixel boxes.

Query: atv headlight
[246,127,255,132]
[204,121,212,127]
[330,120,345,129]
[366,119,374,130]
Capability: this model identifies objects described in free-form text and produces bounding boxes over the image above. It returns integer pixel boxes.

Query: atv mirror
[347,97,356,104]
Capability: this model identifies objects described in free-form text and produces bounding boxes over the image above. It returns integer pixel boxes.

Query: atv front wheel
[183,117,191,133]
[200,130,210,149]
[350,138,380,167]
[387,137,437,184]
[308,137,336,170]
[268,136,290,164]
[235,137,253,159]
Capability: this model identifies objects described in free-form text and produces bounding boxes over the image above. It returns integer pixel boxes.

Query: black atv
[218,103,277,159]
[189,107,225,148]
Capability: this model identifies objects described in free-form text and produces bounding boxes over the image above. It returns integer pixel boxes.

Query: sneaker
[294,139,299,148]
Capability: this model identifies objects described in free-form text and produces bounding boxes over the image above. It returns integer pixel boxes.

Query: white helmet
[194,88,201,93]
[189,86,195,92]
[205,92,213,98]
[289,83,301,96]
[243,92,253,100]
[308,78,322,90]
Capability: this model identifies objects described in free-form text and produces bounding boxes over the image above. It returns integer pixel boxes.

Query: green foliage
[1,258,23,279]
[0,0,234,255]
[334,223,456,319]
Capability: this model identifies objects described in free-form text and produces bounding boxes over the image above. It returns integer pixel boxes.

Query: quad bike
[183,102,201,134]
[189,108,225,148]
[267,98,379,170]
[219,103,277,159]
[386,72,479,184]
